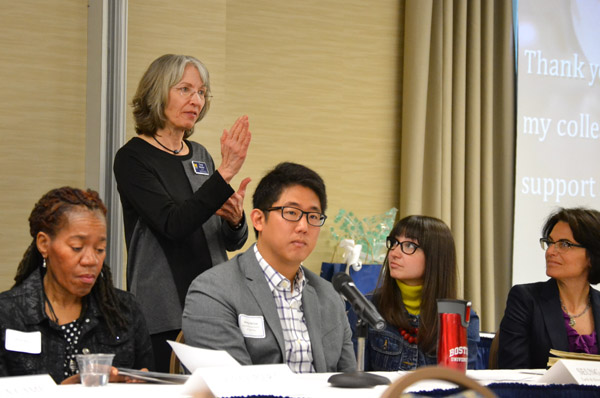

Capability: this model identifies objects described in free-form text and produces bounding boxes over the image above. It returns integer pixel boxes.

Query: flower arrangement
[328,207,398,264]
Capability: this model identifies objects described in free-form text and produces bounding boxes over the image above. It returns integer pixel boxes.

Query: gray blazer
[182,245,357,372]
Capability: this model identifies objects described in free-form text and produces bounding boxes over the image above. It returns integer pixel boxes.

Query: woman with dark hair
[498,207,600,369]
[113,54,251,371]
[350,215,479,371]
[0,187,153,383]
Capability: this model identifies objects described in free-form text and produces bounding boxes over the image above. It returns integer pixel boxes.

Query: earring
[42,258,47,268]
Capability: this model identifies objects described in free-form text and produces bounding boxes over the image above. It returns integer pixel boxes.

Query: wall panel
[0,0,400,292]
[127,0,401,273]
[0,0,88,291]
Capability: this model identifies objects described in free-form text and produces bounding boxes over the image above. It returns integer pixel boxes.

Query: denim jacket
[0,269,154,383]
[349,298,480,371]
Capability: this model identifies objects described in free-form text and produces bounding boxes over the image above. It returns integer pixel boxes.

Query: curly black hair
[14,187,127,336]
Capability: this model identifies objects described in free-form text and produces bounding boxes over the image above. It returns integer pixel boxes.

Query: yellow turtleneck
[396,280,422,315]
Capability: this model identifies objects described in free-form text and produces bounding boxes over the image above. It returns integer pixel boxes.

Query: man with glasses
[183,162,357,373]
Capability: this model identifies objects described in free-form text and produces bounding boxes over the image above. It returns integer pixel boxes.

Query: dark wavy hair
[14,187,127,336]
[132,54,211,139]
[375,215,458,355]
[542,207,600,284]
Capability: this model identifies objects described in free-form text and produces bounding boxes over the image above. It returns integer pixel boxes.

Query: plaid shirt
[254,245,315,373]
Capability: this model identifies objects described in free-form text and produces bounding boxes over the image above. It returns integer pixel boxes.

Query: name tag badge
[5,329,42,354]
[191,161,209,175]
[238,314,266,338]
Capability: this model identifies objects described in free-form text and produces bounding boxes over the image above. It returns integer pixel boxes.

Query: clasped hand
[217,177,251,227]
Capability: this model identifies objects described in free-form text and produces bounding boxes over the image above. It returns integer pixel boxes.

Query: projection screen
[512,0,600,285]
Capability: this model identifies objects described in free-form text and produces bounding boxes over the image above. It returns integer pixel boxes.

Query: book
[547,349,600,367]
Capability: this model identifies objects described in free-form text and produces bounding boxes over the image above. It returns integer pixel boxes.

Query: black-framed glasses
[266,206,327,227]
[386,237,420,255]
[539,238,585,252]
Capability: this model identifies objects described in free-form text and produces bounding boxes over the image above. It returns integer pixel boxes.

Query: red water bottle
[436,299,471,372]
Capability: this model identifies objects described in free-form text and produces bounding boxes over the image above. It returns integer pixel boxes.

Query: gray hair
[132,54,211,138]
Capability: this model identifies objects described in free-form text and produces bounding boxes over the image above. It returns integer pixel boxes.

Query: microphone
[332,272,385,331]
[328,272,390,388]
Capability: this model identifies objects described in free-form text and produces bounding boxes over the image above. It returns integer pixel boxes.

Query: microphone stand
[356,318,368,372]
[328,319,391,388]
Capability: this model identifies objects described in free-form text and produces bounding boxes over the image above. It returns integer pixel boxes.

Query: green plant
[329,207,398,264]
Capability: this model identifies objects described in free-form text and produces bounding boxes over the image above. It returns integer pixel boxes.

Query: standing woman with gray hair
[113,54,251,371]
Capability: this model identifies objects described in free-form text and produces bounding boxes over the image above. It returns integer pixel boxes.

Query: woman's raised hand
[217,115,251,183]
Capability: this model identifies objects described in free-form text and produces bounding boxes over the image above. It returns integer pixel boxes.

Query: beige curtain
[398,0,515,332]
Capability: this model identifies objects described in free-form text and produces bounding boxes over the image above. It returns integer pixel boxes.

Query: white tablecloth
[2,369,548,398]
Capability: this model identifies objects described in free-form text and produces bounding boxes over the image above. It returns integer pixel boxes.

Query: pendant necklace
[560,299,591,327]
[153,136,184,154]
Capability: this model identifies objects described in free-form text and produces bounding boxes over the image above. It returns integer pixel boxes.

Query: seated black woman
[498,207,600,369]
[0,187,153,383]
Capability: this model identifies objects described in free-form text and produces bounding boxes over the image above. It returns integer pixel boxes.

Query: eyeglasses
[265,206,327,227]
[539,238,585,252]
[174,86,211,100]
[386,237,420,255]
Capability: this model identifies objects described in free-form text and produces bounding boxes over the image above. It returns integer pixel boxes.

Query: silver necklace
[560,299,591,327]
